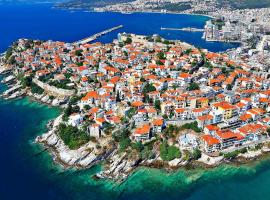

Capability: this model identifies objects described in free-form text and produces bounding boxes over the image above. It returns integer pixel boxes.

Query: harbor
[73,25,123,45]
[161,27,204,32]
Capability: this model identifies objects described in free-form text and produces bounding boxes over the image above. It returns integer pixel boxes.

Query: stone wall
[33,78,75,97]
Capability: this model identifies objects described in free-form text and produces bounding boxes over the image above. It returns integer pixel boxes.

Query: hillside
[56,0,270,11]
[56,0,135,9]
[217,0,270,9]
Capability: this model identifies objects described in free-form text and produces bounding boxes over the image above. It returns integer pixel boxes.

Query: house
[174,108,189,120]
[191,107,209,119]
[204,125,220,136]
[246,108,265,121]
[78,66,89,76]
[212,101,238,120]
[68,113,83,127]
[197,114,213,128]
[88,123,102,138]
[81,91,99,106]
[215,130,243,149]
[152,118,165,133]
[236,123,267,141]
[95,117,106,126]
[178,133,199,150]
[196,97,209,108]
[201,134,221,153]
[133,124,151,141]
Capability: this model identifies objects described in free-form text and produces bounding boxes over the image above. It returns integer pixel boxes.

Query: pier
[161,27,204,32]
[2,84,22,96]
[74,25,123,45]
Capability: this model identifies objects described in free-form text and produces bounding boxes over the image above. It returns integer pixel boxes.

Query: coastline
[33,113,270,182]
[0,37,263,183]
[54,5,215,19]
[3,86,270,195]
[1,3,270,200]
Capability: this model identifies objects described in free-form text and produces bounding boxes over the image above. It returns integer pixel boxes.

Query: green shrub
[57,123,90,150]
[160,141,181,161]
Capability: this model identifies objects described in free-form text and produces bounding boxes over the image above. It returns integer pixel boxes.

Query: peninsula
[1,32,270,182]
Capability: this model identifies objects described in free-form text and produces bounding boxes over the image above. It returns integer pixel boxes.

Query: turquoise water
[1,2,270,200]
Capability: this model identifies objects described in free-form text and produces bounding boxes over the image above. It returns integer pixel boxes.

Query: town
[1,32,270,181]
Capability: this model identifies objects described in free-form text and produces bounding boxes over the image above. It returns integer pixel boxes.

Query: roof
[152,118,163,126]
[134,124,151,135]
[179,73,191,79]
[198,114,213,121]
[175,108,186,113]
[132,101,144,107]
[96,118,105,123]
[239,113,252,121]
[201,135,220,146]
[204,125,219,132]
[216,130,237,140]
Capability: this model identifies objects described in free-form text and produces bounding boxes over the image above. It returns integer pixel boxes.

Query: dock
[74,25,123,45]
[1,75,15,84]
[2,84,22,96]
[161,27,204,32]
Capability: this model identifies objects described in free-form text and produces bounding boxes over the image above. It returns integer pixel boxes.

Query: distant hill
[56,0,135,9]
[217,0,270,9]
[56,0,270,11]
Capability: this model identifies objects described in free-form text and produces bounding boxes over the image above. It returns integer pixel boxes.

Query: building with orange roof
[239,113,253,123]
[197,114,214,128]
[196,97,209,108]
[236,123,267,141]
[215,130,240,148]
[133,124,151,141]
[152,118,165,133]
[201,135,221,153]
[247,108,265,121]
[212,101,238,120]
[131,101,144,108]
[174,108,190,120]
[204,125,220,135]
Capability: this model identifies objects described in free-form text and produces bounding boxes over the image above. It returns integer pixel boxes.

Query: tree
[57,123,90,150]
[30,83,44,94]
[156,60,164,65]
[75,50,83,56]
[20,76,32,88]
[83,105,91,111]
[126,107,136,118]
[131,141,144,152]
[69,96,81,105]
[221,67,228,76]
[62,104,80,121]
[154,100,161,111]
[160,141,181,161]
[124,37,132,44]
[143,83,156,94]
[226,84,232,90]
[181,121,201,133]
[140,146,154,160]
[157,52,166,60]
[192,148,202,160]
[119,138,131,152]
[187,82,199,91]
[223,151,239,159]
[183,48,192,55]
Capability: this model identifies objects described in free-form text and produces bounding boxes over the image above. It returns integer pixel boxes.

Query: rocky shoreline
[1,61,269,182]
[1,38,270,183]
[32,113,270,182]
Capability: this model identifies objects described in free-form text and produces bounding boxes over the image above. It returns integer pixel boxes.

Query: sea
[1,2,270,200]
